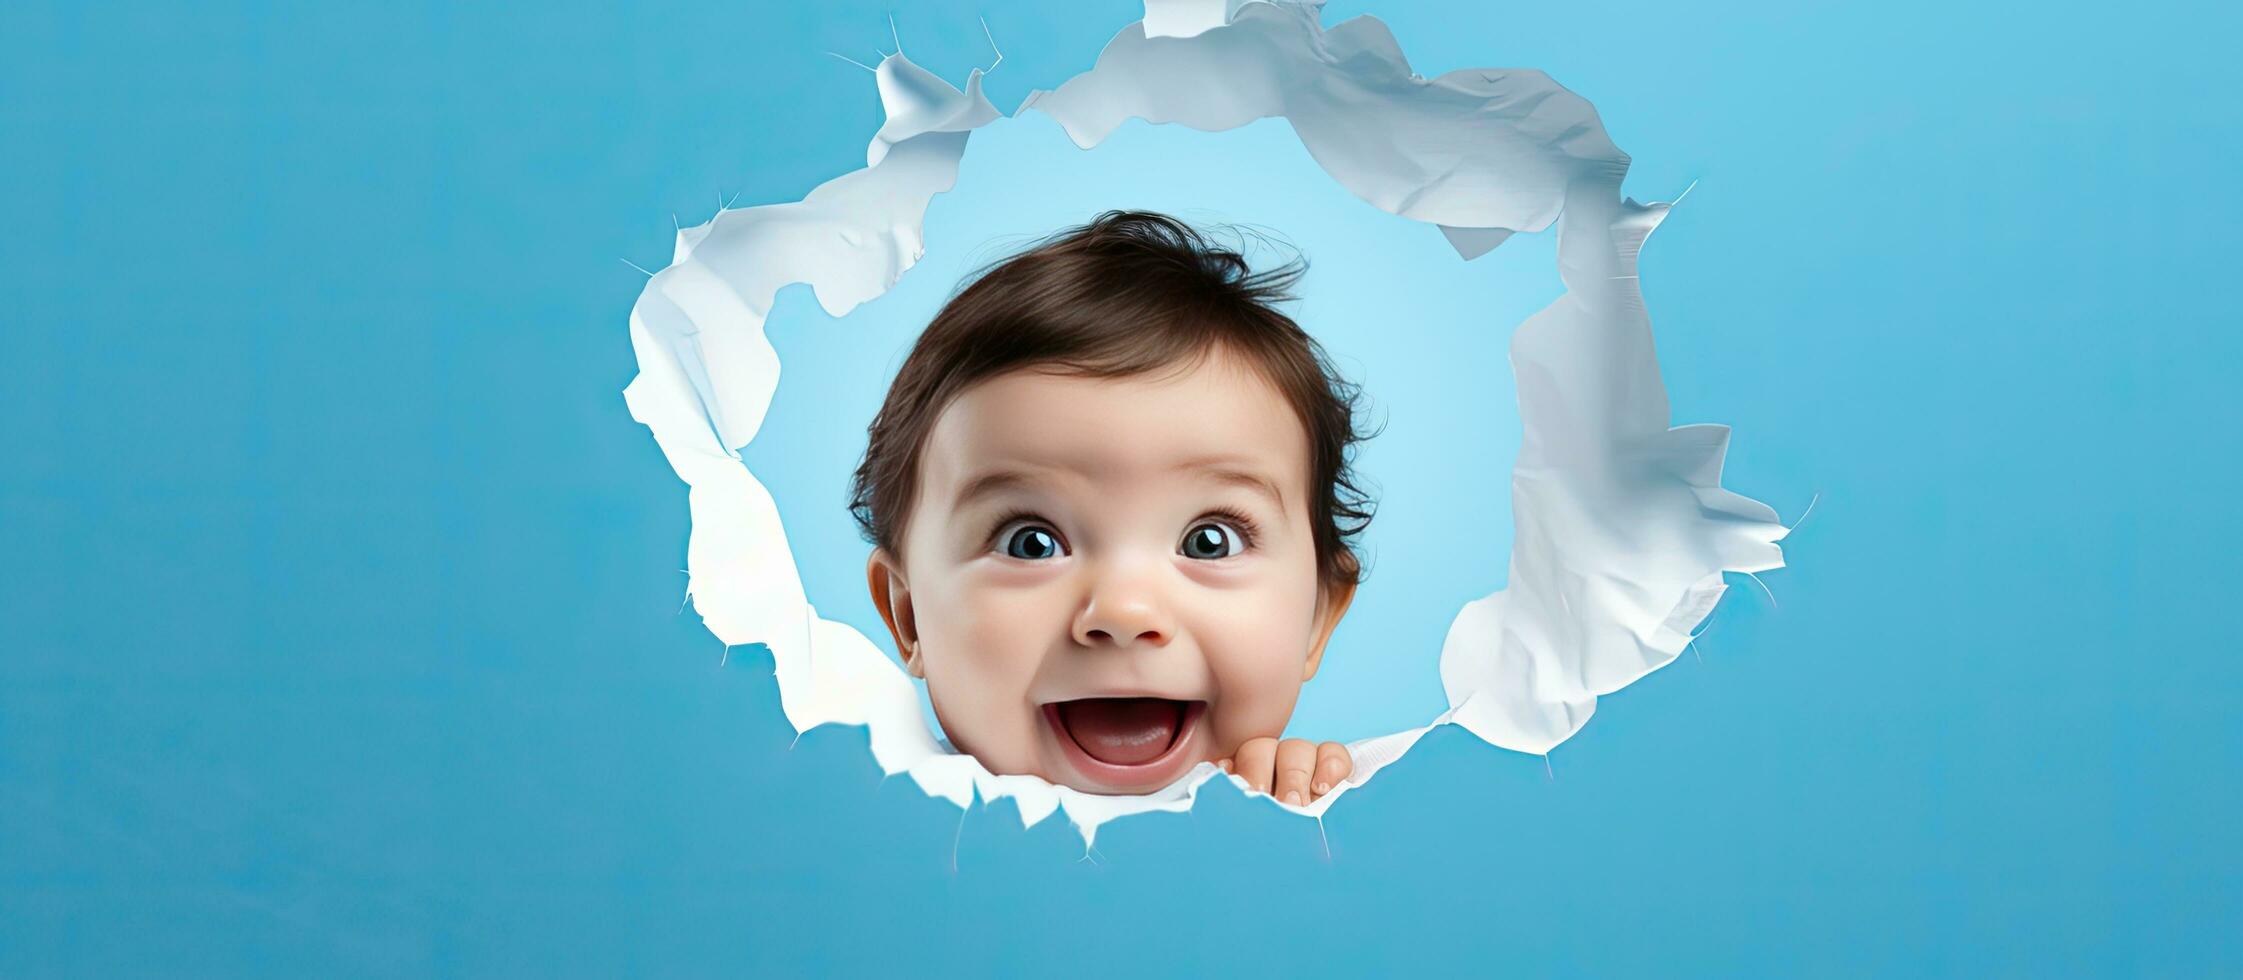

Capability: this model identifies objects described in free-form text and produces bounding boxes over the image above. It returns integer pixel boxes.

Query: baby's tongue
[1058,698,1183,766]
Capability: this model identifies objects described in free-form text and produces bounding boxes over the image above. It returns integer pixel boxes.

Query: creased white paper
[622,0,1789,847]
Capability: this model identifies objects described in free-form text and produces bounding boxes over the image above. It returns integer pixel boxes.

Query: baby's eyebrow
[1176,457,1286,513]
[950,468,1043,511]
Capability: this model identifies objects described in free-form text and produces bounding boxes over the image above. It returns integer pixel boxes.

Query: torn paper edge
[621,0,1790,849]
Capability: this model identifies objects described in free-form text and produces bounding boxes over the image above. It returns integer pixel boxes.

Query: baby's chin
[1035,697,1212,795]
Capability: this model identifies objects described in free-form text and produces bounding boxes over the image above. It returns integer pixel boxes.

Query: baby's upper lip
[1037,689,1208,706]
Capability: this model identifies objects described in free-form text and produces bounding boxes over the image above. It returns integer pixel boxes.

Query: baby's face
[869,348,1350,795]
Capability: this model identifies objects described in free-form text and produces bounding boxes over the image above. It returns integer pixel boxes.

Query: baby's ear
[865,549,925,678]
[1301,577,1359,682]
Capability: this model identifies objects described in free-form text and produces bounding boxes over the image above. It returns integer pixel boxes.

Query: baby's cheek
[922,654,1037,774]
[1203,628,1317,747]
[916,578,1056,774]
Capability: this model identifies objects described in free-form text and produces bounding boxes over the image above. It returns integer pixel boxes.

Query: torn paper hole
[622,0,1790,848]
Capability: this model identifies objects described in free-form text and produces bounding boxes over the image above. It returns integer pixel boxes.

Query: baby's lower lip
[1042,698,1207,793]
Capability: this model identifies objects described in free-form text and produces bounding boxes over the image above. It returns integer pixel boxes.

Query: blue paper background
[4,0,2237,975]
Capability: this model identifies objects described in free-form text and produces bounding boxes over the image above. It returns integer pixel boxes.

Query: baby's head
[850,211,1373,795]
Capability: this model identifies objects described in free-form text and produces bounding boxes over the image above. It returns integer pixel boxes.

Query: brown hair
[848,210,1375,590]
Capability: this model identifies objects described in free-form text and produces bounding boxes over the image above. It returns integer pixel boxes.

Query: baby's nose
[1071,590,1171,649]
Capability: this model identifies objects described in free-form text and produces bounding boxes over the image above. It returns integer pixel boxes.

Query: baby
[849,211,1374,805]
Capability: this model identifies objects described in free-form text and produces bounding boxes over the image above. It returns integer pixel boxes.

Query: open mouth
[1041,697,1206,790]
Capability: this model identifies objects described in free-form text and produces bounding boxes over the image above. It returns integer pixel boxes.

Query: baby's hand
[1217,737,1352,806]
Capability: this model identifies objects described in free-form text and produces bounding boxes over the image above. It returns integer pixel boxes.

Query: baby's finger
[1231,737,1278,795]
[1273,739,1318,806]
[1313,741,1352,798]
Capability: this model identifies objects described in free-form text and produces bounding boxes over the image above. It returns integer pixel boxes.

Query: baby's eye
[1179,521,1244,560]
[1001,525,1067,560]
